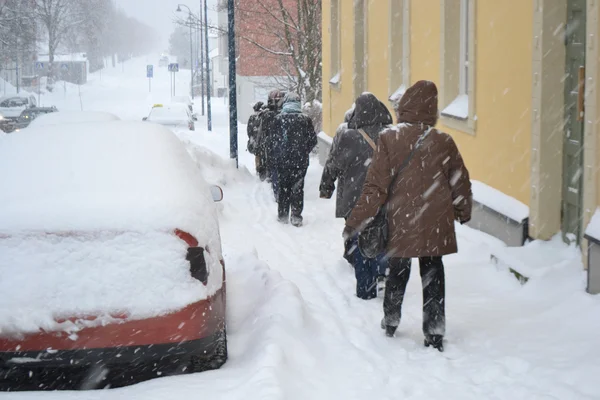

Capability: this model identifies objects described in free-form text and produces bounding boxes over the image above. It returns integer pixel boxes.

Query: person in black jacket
[258,90,285,196]
[247,101,267,180]
[319,93,393,299]
[271,92,317,227]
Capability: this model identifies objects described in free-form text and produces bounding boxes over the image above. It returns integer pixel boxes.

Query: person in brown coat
[344,80,472,351]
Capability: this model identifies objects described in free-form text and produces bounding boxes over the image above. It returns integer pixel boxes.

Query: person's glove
[342,226,353,241]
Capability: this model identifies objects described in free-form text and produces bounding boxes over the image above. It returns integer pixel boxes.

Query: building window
[440,0,476,134]
[354,0,367,97]
[389,0,410,106]
[329,0,341,87]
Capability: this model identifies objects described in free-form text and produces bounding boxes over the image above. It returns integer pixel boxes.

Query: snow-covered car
[172,95,194,112]
[28,110,119,128]
[0,95,38,132]
[0,121,227,390]
[11,106,58,132]
[143,103,195,131]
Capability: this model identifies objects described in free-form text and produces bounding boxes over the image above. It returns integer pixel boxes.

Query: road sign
[146,64,153,78]
[168,63,179,73]
[35,62,44,70]
[60,64,69,71]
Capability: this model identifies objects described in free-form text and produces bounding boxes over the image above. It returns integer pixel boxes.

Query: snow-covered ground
[4,57,600,399]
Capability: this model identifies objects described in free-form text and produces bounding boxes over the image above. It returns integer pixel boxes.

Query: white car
[172,95,194,112]
[0,121,227,390]
[28,110,120,128]
[143,103,196,131]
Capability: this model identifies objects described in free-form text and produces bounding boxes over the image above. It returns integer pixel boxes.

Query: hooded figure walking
[271,92,317,226]
[258,90,286,196]
[345,81,472,351]
[320,93,393,300]
[247,101,267,180]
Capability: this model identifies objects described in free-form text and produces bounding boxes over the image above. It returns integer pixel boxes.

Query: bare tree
[180,0,322,102]
[33,0,82,90]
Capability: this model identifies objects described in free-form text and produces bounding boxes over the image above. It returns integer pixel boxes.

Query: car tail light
[186,247,208,285]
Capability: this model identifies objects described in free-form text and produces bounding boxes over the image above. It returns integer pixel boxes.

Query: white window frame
[388,0,411,106]
[440,0,476,135]
[354,0,367,97]
[329,0,341,88]
[459,0,469,96]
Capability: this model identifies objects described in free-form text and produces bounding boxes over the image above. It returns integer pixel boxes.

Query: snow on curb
[471,180,529,223]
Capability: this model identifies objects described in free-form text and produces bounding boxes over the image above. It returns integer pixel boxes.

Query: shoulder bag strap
[358,128,377,151]
[388,126,434,190]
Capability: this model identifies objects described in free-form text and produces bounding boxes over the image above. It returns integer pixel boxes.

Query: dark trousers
[383,257,446,337]
[277,167,307,219]
[347,236,387,299]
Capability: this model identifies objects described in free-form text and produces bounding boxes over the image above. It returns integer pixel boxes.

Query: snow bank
[585,207,600,240]
[0,121,222,257]
[28,110,119,128]
[317,131,333,145]
[0,231,223,336]
[491,234,581,279]
[471,180,529,222]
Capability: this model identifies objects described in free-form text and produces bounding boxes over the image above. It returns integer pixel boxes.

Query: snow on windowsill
[585,208,600,241]
[329,73,340,86]
[318,131,333,145]
[389,84,406,103]
[442,94,469,120]
[471,180,529,223]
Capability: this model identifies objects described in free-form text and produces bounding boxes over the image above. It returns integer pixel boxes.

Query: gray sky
[116,0,219,50]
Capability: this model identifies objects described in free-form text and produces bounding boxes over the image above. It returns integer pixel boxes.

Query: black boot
[381,318,397,337]
[424,335,444,352]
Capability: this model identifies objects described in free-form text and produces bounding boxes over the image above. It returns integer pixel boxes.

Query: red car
[0,120,227,390]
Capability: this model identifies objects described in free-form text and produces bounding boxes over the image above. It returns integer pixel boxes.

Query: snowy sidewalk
[7,58,599,400]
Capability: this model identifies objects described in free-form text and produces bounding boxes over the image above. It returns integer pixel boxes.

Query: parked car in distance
[0,94,37,109]
[0,95,38,132]
[11,106,58,132]
[28,110,119,128]
[0,121,227,391]
[172,95,193,112]
[143,103,195,131]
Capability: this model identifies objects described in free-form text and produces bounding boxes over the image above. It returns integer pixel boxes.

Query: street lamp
[176,4,195,100]
[204,0,211,131]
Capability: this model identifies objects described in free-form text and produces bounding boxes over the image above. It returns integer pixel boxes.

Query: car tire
[189,327,227,373]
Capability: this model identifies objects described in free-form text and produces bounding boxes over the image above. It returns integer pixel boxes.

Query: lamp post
[204,0,212,131]
[228,0,237,166]
[176,4,195,100]
[199,2,205,116]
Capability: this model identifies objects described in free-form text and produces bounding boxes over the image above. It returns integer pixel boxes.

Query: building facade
[218,0,297,123]
[321,0,600,293]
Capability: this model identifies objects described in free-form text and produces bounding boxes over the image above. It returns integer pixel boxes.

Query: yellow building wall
[322,0,534,206]
[410,0,533,205]
[322,0,358,137]
[366,0,393,119]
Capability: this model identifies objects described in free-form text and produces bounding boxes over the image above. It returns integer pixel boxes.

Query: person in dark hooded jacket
[271,92,316,226]
[258,90,285,196]
[320,93,393,300]
[247,101,267,180]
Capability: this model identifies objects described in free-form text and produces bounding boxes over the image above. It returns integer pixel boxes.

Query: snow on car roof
[0,120,220,250]
[0,230,223,336]
[148,105,190,120]
[172,95,192,104]
[28,110,119,128]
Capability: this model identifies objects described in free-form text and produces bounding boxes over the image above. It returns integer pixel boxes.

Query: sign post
[35,62,44,106]
[168,63,179,97]
[146,64,153,93]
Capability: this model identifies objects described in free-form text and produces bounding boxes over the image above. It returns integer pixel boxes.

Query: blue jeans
[270,168,279,199]
[347,236,387,299]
